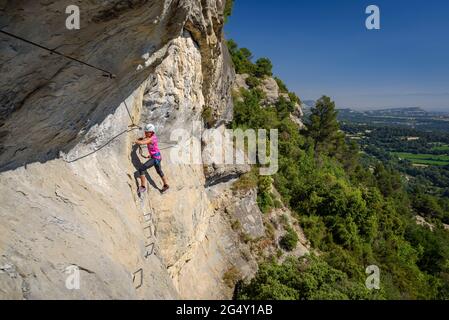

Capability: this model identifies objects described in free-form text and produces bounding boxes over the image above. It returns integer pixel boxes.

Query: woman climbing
[135,124,169,194]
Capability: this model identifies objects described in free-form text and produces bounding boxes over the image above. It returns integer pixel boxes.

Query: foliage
[236,255,375,300]
[229,39,449,300]
[254,58,273,78]
[201,106,216,128]
[224,0,234,23]
[279,227,299,251]
[275,77,288,93]
[223,266,242,288]
[245,75,261,89]
[257,176,274,213]
[304,96,344,156]
[232,166,259,193]
[227,40,255,75]
[227,41,273,79]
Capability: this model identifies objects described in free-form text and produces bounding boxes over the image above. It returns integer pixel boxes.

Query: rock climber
[134,124,169,194]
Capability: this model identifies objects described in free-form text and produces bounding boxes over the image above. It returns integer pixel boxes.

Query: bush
[231,219,242,232]
[274,199,283,209]
[224,0,234,23]
[245,76,261,89]
[257,176,274,213]
[275,77,288,93]
[223,266,242,288]
[227,40,255,75]
[288,92,301,105]
[202,106,216,128]
[254,58,273,78]
[232,167,258,193]
[257,192,274,214]
[279,227,299,251]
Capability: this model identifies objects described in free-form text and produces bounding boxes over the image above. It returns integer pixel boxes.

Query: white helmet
[144,123,156,133]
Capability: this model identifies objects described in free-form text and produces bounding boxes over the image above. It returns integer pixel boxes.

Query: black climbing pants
[139,158,164,178]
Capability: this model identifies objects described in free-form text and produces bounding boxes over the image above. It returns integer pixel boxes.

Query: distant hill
[338,107,448,118]
[365,107,428,117]
[302,100,316,108]
[337,107,449,133]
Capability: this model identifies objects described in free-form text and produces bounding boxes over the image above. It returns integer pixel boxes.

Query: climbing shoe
[161,185,170,193]
[138,186,147,194]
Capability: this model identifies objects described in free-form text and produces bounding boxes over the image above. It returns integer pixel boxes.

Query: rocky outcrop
[233,73,304,127]
[260,77,280,106]
[0,0,263,300]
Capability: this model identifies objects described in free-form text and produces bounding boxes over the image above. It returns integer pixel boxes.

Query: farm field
[432,145,449,152]
[392,152,449,166]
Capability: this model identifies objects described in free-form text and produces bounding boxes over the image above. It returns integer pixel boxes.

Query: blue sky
[225,0,449,111]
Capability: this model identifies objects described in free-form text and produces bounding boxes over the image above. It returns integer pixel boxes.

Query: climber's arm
[135,137,152,145]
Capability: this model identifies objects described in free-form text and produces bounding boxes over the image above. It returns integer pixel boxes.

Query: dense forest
[341,123,449,224]
[226,39,449,300]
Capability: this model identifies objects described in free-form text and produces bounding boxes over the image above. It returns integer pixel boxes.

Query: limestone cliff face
[0,0,260,299]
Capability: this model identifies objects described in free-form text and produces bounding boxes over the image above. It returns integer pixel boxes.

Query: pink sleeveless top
[147,135,162,160]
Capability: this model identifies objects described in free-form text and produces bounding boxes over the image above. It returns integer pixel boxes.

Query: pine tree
[306,96,341,155]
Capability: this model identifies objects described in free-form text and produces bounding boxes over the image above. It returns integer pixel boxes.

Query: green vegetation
[227,35,449,299]
[392,152,449,166]
[275,77,288,93]
[224,0,234,23]
[305,96,344,156]
[432,145,449,152]
[245,75,261,89]
[223,266,242,288]
[236,255,376,300]
[227,40,273,78]
[254,58,273,78]
[279,227,299,251]
[201,106,216,128]
[340,121,449,224]
[233,89,449,299]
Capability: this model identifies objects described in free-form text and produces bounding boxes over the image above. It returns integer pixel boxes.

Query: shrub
[202,106,216,128]
[224,0,234,23]
[279,227,299,251]
[258,176,274,213]
[288,92,301,105]
[231,219,242,232]
[274,199,283,209]
[257,192,274,214]
[223,266,242,288]
[254,58,273,78]
[232,167,258,193]
[245,76,261,89]
[275,77,288,93]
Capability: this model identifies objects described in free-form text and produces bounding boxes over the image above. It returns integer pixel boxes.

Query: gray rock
[232,190,265,239]
[0,0,254,300]
[260,77,280,106]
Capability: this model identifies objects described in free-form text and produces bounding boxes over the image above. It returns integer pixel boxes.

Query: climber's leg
[155,161,170,192]
[138,159,156,192]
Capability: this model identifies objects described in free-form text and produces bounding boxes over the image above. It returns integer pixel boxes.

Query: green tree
[224,0,234,23]
[305,96,341,156]
[254,58,273,78]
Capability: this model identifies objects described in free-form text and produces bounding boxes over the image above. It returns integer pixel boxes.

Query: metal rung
[144,243,155,259]
[132,269,143,289]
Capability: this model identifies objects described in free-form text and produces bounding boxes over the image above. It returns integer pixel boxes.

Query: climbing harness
[0,29,116,78]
